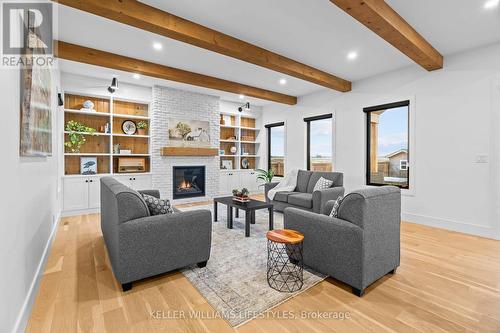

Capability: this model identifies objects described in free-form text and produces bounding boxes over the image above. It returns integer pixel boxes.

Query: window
[304,114,333,171]
[365,101,410,189]
[265,122,285,177]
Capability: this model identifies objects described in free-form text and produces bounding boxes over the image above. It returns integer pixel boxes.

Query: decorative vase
[137,128,147,136]
[81,100,95,112]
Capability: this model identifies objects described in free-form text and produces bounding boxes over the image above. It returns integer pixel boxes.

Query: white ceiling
[56,0,500,106]
[386,0,500,55]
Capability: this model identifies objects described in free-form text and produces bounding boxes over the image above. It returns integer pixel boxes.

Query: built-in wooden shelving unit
[63,92,151,176]
[219,113,260,170]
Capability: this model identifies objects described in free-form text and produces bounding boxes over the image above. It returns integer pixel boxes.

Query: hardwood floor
[26,198,500,332]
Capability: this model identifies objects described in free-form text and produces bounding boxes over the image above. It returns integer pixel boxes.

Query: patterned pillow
[313,177,334,191]
[142,194,174,215]
[329,196,344,218]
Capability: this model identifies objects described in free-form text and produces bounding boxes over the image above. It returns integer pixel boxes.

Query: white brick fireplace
[151,86,220,203]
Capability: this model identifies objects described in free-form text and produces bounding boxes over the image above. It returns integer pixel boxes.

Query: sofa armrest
[284,207,363,287]
[264,182,280,202]
[312,186,345,214]
[116,210,212,282]
[138,189,160,199]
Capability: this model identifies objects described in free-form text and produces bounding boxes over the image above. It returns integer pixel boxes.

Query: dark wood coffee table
[213,196,274,237]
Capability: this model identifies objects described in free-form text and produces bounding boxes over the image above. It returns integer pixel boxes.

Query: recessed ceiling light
[279,78,287,85]
[239,94,245,100]
[153,42,163,50]
[133,73,141,79]
[347,51,358,60]
[484,0,499,9]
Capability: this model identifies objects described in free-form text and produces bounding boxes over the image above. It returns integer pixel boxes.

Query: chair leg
[197,261,208,268]
[122,282,132,292]
[390,268,397,274]
[352,287,364,297]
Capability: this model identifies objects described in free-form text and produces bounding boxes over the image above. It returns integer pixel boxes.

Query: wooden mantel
[161,147,219,156]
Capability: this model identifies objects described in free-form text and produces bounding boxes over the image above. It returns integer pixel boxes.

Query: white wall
[61,72,152,102]
[261,42,500,239]
[0,68,61,332]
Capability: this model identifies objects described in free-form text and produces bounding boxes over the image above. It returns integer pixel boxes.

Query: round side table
[266,229,304,292]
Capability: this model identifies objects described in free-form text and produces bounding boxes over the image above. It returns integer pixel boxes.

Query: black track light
[108,77,119,93]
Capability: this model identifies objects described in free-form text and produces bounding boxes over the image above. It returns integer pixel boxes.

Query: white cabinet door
[112,175,132,187]
[63,178,89,211]
[87,178,101,209]
[228,172,241,192]
[245,170,259,192]
[131,175,152,191]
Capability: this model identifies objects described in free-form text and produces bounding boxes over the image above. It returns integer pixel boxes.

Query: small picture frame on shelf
[80,157,97,175]
[241,157,250,169]
[221,160,233,170]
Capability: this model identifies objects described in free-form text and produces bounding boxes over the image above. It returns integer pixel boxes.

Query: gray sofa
[284,186,401,296]
[100,177,212,291]
[265,170,344,213]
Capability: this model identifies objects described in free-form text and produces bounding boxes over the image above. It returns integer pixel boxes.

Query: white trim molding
[403,212,499,240]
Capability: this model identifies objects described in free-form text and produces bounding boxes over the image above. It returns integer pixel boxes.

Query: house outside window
[365,101,410,189]
[400,160,408,171]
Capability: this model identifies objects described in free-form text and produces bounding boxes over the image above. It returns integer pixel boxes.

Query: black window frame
[265,122,285,177]
[304,113,333,171]
[364,100,410,189]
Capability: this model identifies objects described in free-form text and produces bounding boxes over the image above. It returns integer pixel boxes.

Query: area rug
[178,204,326,327]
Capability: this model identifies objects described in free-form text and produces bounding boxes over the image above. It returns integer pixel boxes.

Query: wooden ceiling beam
[54,0,351,92]
[56,41,297,105]
[330,0,443,71]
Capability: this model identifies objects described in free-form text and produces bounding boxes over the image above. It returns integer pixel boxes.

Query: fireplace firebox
[173,166,206,199]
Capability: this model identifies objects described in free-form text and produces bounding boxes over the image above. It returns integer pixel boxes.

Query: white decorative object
[313,177,334,191]
[80,100,96,112]
[221,160,233,169]
[119,149,132,155]
[230,146,237,154]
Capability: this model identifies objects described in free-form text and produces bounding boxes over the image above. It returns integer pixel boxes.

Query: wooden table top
[214,196,273,210]
[266,229,304,244]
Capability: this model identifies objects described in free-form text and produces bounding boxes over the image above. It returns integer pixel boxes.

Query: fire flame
[179,180,191,189]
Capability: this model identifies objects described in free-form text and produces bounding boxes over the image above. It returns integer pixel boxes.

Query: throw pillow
[329,196,344,218]
[313,177,334,191]
[142,194,174,215]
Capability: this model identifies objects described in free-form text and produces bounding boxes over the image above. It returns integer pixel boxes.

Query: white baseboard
[12,213,60,333]
[402,212,499,240]
[61,208,99,217]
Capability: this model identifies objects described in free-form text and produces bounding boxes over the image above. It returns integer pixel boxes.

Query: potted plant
[64,120,96,153]
[256,168,275,186]
[137,121,148,135]
[232,188,250,203]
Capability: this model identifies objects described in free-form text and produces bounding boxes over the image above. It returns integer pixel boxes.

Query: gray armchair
[284,186,401,296]
[100,177,212,291]
[265,170,344,213]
